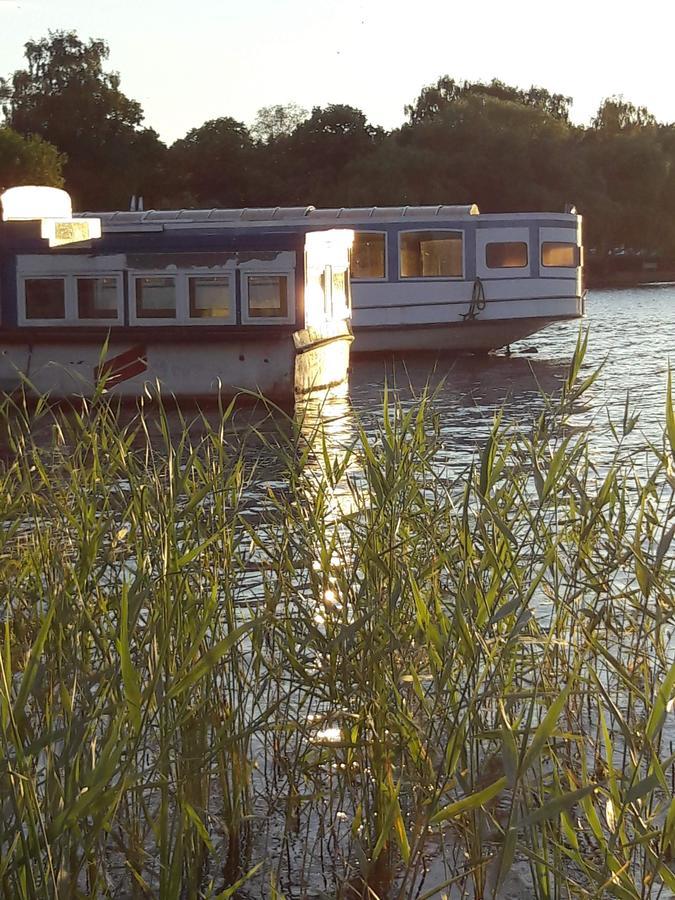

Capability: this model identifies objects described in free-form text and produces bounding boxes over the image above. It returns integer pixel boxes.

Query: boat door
[304,230,354,328]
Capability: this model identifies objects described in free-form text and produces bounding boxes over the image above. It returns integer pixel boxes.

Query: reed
[0,335,673,898]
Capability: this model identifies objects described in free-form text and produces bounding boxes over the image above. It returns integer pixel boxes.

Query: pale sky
[0,0,672,144]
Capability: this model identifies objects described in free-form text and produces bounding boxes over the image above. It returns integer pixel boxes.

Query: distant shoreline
[585,269,675,289]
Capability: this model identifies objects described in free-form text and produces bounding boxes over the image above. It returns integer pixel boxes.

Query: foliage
[4,29,675,262]
[0,31,165,209]
[261,104,385,206]
[0,342,674,897]
[404,76,573,125]
[168,117,258,207]
[592,95,658,132]
[250,103,308,144]
[0,126,64,193]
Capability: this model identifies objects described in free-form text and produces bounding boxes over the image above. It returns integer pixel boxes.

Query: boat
[75,203,583,354]
[0,188,354,402]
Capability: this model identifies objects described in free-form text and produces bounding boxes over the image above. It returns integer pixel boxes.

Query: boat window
[486,242,528,268]
[351,232,386,279]
[188,275,232,319]
[24,278,66,320]
[331,268,350,318]
[400,231,463,278]
[77,277,120,320]
[246,275,288,318]
[135,276,177,318]
[541,242,579,267]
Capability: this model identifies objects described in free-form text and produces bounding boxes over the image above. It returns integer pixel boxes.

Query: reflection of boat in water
[0,188,354,402]
[72,203,583,355]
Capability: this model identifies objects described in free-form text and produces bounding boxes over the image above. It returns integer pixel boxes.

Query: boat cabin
[0,195,354,401]
[77,204,584,354]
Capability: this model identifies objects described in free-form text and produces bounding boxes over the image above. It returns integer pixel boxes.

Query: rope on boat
[460,277,486,321]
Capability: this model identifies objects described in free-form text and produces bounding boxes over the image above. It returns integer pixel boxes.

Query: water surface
[345,284,675,459]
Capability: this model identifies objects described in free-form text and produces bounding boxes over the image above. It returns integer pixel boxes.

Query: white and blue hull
[351,277,583,353]
[0,324,353,402]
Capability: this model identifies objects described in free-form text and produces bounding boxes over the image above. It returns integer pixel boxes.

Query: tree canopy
[0,31,164,209]
[405,76,572,125]
[0,126,65,194]
[169,117,257,207]
[2,32,674,267]
[250,104,308,144]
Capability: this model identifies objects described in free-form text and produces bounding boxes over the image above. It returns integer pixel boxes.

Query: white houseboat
[78,203,584,354]
[0,189,354,402]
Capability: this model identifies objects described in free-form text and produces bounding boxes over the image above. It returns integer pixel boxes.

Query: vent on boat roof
[305,205,479,221]
[80,204,478,227]
[81,206,316,223]
[80,211,146,223]
[239,207,315,220]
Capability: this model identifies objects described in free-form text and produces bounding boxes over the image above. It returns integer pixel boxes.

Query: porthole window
[77,277,121,320]
[188,275,232,319]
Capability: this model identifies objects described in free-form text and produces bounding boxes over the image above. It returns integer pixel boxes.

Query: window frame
[75,274,125,324]
[350,230,387,282]
[240,271,296,326]
[129,272,179,325]
[185,271,236,324]
[128,269,237,326]
[398,229,465,280]
[540,241,580,269]
[18,273,124,327]
[485,241,529,270]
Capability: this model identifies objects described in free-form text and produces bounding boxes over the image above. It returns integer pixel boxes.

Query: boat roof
[79,204,481,230]
[77,204,579,234]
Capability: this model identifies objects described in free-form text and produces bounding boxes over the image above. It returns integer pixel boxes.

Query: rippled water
[344,284,675,459]
[234,284,675,522]
[240,285,675,897]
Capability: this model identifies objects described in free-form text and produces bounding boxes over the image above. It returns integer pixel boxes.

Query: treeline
[2,31,675,260]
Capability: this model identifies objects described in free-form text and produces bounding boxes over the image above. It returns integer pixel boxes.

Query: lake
[344,283,675,461]
[240,283,674,528]
[2,283,672,900]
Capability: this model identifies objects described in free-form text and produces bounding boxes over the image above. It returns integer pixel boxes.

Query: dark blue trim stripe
[357,294,583,310]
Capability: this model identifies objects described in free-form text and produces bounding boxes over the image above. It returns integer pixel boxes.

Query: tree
[0,126,65,193]
[273,104,384,205]
[405,76,572,125]
[250,104,308,144]
[168,117,257,207]
[398,92,575,211]
[0,30,166,209]
[340,136,470,206]
[578,126,668,253]
[592,96,657,132]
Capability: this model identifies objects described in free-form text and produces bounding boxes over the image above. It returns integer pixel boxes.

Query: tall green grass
[0,338,674,898]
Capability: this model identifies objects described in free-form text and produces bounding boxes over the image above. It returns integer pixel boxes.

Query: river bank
[585,267,675,288]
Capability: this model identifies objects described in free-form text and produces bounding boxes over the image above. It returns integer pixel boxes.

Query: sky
[0,0,672,144]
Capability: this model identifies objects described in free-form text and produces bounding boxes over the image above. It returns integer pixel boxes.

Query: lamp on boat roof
[1,185,72,221]
[1,185,102,247]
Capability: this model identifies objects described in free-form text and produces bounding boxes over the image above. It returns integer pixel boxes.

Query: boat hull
[351,314,581,355]
[350,268,584,354]
[0,323,353,403]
